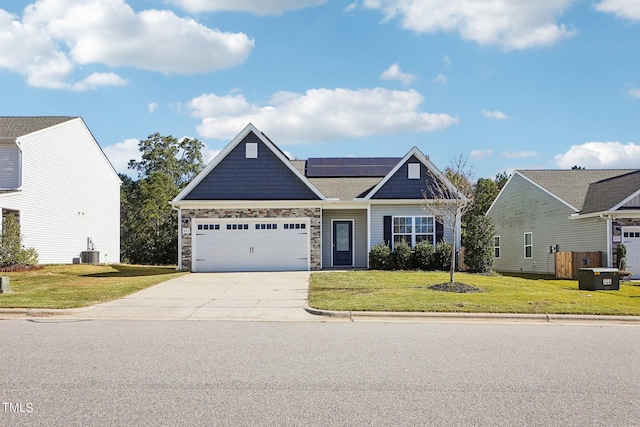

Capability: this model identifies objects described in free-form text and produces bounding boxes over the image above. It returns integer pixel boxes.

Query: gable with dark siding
[183,132,321,200]
[370,155,441,199]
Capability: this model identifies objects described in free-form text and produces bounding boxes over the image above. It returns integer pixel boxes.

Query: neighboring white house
[0,117,121,264]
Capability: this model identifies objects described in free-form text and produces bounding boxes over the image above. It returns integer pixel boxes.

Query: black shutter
[383,216,392,246]
[436,220,444,243]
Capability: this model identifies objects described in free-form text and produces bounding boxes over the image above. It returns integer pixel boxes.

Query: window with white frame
[408,163,420,179]
[393,216,435,248]
[524,232,533,258]
[494,235,500,258]
[246,143,258,158]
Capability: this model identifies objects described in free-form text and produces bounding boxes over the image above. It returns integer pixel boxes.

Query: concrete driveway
[73,272,321,321]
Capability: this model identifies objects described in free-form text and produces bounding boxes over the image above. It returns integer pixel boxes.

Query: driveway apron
[73,272,319,321]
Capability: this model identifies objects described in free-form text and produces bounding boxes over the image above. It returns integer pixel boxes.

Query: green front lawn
[309,271,640,315]
[0,264,187,309]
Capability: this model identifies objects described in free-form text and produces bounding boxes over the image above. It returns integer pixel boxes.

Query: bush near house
[0,215,38,269]
[369,240,460,272]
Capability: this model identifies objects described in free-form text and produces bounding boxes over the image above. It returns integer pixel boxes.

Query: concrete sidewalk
[18,272,321,321]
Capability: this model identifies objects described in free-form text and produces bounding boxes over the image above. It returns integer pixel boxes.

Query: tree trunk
[450,238,456,284]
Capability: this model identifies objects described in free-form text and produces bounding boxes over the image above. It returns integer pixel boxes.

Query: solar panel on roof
[306,157,401,177]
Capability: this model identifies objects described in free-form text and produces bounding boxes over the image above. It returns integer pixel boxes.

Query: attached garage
[192,219,310,272]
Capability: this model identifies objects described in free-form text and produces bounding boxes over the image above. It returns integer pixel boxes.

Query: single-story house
[0,116,121,264]
[486,169,640,278]
[171,123,461,272]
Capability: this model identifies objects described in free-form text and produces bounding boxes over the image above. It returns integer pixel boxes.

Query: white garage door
[622,227,640,279]
[193,219,310,272]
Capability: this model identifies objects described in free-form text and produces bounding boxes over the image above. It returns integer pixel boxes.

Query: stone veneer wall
[180,207,322,271]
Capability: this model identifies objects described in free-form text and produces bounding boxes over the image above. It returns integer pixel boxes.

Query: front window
[393,216,435,248]
[524,232,533,258]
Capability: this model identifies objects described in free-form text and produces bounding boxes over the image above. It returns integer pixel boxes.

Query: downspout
[605,215,613,268]
[174,205,182,271]
[366,204,371,269]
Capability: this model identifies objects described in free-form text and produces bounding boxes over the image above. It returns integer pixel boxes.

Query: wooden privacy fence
[555,251,602,279]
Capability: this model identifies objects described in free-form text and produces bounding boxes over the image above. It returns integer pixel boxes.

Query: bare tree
[423,154,474,284]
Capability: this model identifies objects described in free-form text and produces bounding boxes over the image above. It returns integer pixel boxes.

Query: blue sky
[1,0,639,179]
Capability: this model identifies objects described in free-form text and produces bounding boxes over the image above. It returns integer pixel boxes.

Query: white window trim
[246,142,258,158]
[524,232,533,259]
[408,163,420,180]
[494,235,500,259]
[392,215,435,248]
[331,219,355,267]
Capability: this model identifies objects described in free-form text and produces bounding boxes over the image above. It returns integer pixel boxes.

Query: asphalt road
[1,319,639,426]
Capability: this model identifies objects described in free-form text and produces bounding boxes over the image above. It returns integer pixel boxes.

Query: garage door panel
[193,220,309,272]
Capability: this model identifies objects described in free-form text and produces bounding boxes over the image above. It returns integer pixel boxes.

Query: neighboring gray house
[487,169,640,278]
[171,123,460,272]
[0,116,121,264]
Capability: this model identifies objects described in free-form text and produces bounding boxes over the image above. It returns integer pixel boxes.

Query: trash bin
[578,268,620,291]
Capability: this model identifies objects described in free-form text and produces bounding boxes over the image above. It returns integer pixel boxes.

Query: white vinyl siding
[0,142,21,189]
[487,173,609,274]
[0,119,120,264]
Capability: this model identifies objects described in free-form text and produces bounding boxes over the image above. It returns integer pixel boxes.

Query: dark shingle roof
[290,159,383,200]
[0,116,77,139]
[518,169,636,211]
[581,170,640,214]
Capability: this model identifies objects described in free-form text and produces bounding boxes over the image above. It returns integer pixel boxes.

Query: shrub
[413,240,434,270]
[0,215,39,267]
[433,240,453,271]
[462,215,496,273]
[392,239,413,270]
[369,242,392,270]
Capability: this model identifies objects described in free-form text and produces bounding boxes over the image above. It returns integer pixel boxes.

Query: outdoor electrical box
[0,276,11,293]
[578,268,620,291]
[549,245,559,254]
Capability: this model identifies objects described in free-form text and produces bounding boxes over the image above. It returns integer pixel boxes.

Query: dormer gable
[174,124,325,201]
[362,147,459,200]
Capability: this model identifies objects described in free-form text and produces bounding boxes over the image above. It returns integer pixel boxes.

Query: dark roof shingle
[0,116,77,139]
[581,171,640,214]
[518,169,636,211]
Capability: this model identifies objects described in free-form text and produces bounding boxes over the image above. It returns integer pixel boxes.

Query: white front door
[193,219,310,272]
[622,227,640,278]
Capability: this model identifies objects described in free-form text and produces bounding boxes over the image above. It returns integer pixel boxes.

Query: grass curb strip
[304,307,640,323]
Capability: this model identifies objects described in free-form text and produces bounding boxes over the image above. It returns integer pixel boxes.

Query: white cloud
[0,1,254,89]
[555,141,640,168]
[363,0,576,50]
[380,63,416,85]
[344,2,358,13]
[168,0,326,15]
[433,73,448,84]
[503,151,538,159]
[148,102,159,113]
[104,137,222,175]
[71,72,127,92]
[627,86,640,99]
[470,149,493,159]
[103,138,141,175]
[595,0,640,21]
[185,88,458,143]
[482,110,511,120]
[442,55,451,69]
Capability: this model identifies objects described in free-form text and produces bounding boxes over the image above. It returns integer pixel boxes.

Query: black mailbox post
[578,268,620,291]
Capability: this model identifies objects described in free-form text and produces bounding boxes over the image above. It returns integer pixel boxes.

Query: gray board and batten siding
[487,172,608,275]
[183,132,321,201]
